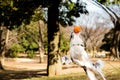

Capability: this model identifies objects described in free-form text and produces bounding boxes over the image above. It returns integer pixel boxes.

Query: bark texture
[47,0,62,76]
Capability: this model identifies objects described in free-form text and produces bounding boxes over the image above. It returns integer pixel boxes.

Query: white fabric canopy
[71,0,119,28]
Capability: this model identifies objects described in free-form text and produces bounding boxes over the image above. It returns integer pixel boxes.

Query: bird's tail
[94,60,104,69]
[93,60,106,80]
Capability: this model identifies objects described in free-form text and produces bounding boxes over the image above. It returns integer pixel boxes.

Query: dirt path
[3,58,120,73]
[4,58,84,74]
[1,58,120,80]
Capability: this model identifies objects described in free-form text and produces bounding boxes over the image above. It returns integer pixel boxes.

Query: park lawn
[103,67,120,80]
[25,69,120,80]
[25,72,86,80]
[1,58,120,80]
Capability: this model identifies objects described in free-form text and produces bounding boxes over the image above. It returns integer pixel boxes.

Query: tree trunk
[38,45,44,63]
[94,0,120,59]
[0,27,4,70]
[38,20,44,63]
[47,30,62,76]
[0,26,10,70]
[0,26,9,70]
[110,20,120,59]
[110,19,120,59]
[47,0,62,76]
[116,31,120,58]
[115,21,120,58]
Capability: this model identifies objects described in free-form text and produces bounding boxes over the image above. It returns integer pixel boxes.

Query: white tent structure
[72,0,120,28]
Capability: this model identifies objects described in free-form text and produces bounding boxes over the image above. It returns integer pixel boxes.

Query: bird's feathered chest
[70,32,89,61]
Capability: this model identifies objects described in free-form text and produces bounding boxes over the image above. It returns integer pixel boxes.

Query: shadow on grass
[62,64,79,69]
[0,69,47,80]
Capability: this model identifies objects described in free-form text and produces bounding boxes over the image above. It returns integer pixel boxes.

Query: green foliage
[0,0,42,29]
[98,0,120,5]
[32,7,45,22]
[29,42,38,50]
[44,42,48,53]
[9,39,38,58]
[21,37,30,49]
[18,22,40,52]
[10,52,18,58]
[27,50,36,58]
[8,22,41,58]
[60,33,69,55]
[21,36,39,51]
[0,0,47,59]
[59,0,88,26]
[10,43,24,58]
[6,19,48,58]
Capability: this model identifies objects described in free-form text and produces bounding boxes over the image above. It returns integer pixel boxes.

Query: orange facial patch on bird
[74,26,81,33]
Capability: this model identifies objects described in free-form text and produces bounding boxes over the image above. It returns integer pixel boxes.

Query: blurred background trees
[98,0,120,59]
[0,0,43,69]
[0,0,119,60]
[0,0,120,76]
[98,0,120,5]
[81,26,110,57]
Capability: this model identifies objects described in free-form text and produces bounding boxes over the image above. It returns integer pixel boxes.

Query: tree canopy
[0,0,43,29]
[98,0,120,5]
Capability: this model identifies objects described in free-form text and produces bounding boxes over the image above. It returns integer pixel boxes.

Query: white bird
[70,26,106,80]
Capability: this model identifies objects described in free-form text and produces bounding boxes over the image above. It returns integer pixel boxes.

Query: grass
[1,58,120,80]
[103,67,120,80]
[24,72,86,80]
[24,69,120,80]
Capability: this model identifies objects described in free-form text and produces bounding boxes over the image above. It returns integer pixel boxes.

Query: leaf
[68,3,74,10]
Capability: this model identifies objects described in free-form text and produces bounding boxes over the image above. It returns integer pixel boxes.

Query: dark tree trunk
[47,0,62,76]
[115,20,120,58]
[110,20,120,59]
[0,29,4,70]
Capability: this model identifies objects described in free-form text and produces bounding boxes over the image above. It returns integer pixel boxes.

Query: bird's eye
[70,32,74,40]
[71,34,73,38]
